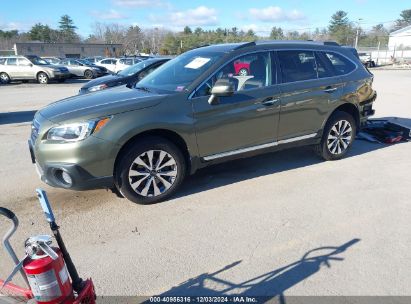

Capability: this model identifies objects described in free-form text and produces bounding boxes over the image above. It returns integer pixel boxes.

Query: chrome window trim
[188,48,358,100]
[203,132,317,161]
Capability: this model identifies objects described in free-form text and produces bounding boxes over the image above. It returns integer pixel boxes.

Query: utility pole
[354,18,363,49]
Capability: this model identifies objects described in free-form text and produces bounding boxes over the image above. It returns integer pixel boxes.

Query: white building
[388,25,411,50]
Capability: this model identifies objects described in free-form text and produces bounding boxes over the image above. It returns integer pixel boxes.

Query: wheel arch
[113,128,191,177]
[323,103,360,133]
[36,70,50,79]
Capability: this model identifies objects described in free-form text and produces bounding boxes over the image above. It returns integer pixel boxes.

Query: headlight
[46,118,110,142]
[88,84,108,92]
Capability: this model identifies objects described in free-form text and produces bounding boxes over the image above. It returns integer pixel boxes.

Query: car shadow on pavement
[159,239,360,301]
[0,110,37,125]
[178,139,402,198]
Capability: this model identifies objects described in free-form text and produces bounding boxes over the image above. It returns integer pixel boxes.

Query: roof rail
[323,41,340,46]
[234,41,256,50]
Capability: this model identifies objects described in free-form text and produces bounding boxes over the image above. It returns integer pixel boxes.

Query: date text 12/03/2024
[149,296,259,303]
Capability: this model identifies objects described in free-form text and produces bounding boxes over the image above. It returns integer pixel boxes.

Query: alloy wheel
[327,120,352,155]
[128,150,178,197]
[238,68,248,76]
[38,73,48,84]
[0,73,9,83]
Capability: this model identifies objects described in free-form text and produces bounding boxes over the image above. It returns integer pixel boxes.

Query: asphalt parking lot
[0,70,410,298]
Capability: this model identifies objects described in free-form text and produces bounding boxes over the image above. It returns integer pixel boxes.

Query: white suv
[0,55,71,84]
[96,57,141,73]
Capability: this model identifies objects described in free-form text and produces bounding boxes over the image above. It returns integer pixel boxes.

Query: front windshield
[27,56,48,65]
[119,59,156,76]
[137,51,222,93]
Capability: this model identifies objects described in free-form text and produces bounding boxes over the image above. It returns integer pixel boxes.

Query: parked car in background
[358,52,376,67]
[60,58,107,79]
[0,55,70,84]
[29,41,376,204]
[97,57,141,73]
[79,58,170,94]
[41,57,62,65]
[83,56,105,64]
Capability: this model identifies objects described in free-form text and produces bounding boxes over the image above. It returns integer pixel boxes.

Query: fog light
[61,171,72,185]
[55,169,73,186]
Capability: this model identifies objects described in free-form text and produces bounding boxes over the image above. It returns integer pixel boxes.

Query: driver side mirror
[208,82,235,105]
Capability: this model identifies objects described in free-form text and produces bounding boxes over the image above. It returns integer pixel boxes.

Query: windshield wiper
[135,86,151,93]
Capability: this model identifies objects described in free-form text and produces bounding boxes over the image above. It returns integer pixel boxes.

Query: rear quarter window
[323,52,356,76]
[0,58,6,65]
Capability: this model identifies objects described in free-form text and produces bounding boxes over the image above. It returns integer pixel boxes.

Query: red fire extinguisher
[23,235,74,303]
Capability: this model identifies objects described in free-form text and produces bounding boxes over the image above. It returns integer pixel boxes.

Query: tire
[37,72,49,84]
[0,72,10,84]
[84,69,94,79]
[238,68,248,76]
[314,111,357,161]
[115,136,186,204]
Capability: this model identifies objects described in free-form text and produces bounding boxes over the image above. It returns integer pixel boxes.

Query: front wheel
[115,137,186,204]
[314,111,356,161]
[37,72,49,84]
[84,69,94,79]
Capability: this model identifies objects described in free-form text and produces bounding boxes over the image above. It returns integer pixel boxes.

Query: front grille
[31,118,40,143]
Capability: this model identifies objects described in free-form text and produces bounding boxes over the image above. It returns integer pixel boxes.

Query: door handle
[262,98,279,106]
[324,86,338,93]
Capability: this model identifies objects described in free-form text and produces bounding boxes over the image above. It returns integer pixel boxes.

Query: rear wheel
[0,72,10,84]
[115,136,186,204]
[37,72,49,84]
[314,111,356,161]
[84,69,94,79]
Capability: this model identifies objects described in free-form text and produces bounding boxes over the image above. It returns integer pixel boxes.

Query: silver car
[60,59,106,79]
[0,55,70,84]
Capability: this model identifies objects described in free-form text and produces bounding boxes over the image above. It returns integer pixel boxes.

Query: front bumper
[50,72,71,80]
[28,124,117,191]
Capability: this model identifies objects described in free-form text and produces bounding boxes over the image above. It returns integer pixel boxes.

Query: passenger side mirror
[208,82,235,105]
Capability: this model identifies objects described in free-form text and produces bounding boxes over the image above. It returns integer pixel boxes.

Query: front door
[192,51,281,160]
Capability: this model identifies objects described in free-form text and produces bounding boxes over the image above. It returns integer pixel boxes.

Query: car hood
[38,86,164,123]
[82,74,125,89]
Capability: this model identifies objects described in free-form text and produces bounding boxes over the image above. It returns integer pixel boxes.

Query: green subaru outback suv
[29,41,376,204]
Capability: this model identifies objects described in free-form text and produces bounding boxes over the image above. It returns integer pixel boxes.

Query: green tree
[183,26,192,35]
[394,9,411,30]
[28,23,59,42]
[270,27,284,40]
[58,15,79,42]
[328,10,355,45]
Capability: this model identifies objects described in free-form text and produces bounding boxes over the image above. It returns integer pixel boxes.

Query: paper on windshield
[185,57,211,69]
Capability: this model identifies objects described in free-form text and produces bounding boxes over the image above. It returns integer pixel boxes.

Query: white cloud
[112,0,168,8]
[0,21,34,32]
[165,6,218,27]
[249,6,305,22]
[91,9,127,20]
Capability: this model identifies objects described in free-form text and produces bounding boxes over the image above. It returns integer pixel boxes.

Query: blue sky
[0,0,409,37]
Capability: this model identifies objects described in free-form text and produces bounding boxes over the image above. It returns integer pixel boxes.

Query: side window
[278,51,317,83]
[194,52,271,97]
[101,59,110,64]
[323,52,356,75]
[315,52,334,78]
[6,58,17,65]
[18,58,31,66]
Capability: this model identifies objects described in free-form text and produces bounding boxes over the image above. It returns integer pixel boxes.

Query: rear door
[5,58,19,78]
[276,50,343,141]
[192,51,282,159]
